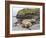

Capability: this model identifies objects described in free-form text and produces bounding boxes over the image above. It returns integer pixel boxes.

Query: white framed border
[10,4,43,34]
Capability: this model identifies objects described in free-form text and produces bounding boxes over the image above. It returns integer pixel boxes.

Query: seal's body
[22,19,36,28]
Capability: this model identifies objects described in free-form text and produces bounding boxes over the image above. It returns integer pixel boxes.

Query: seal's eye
[26,24,30,28]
